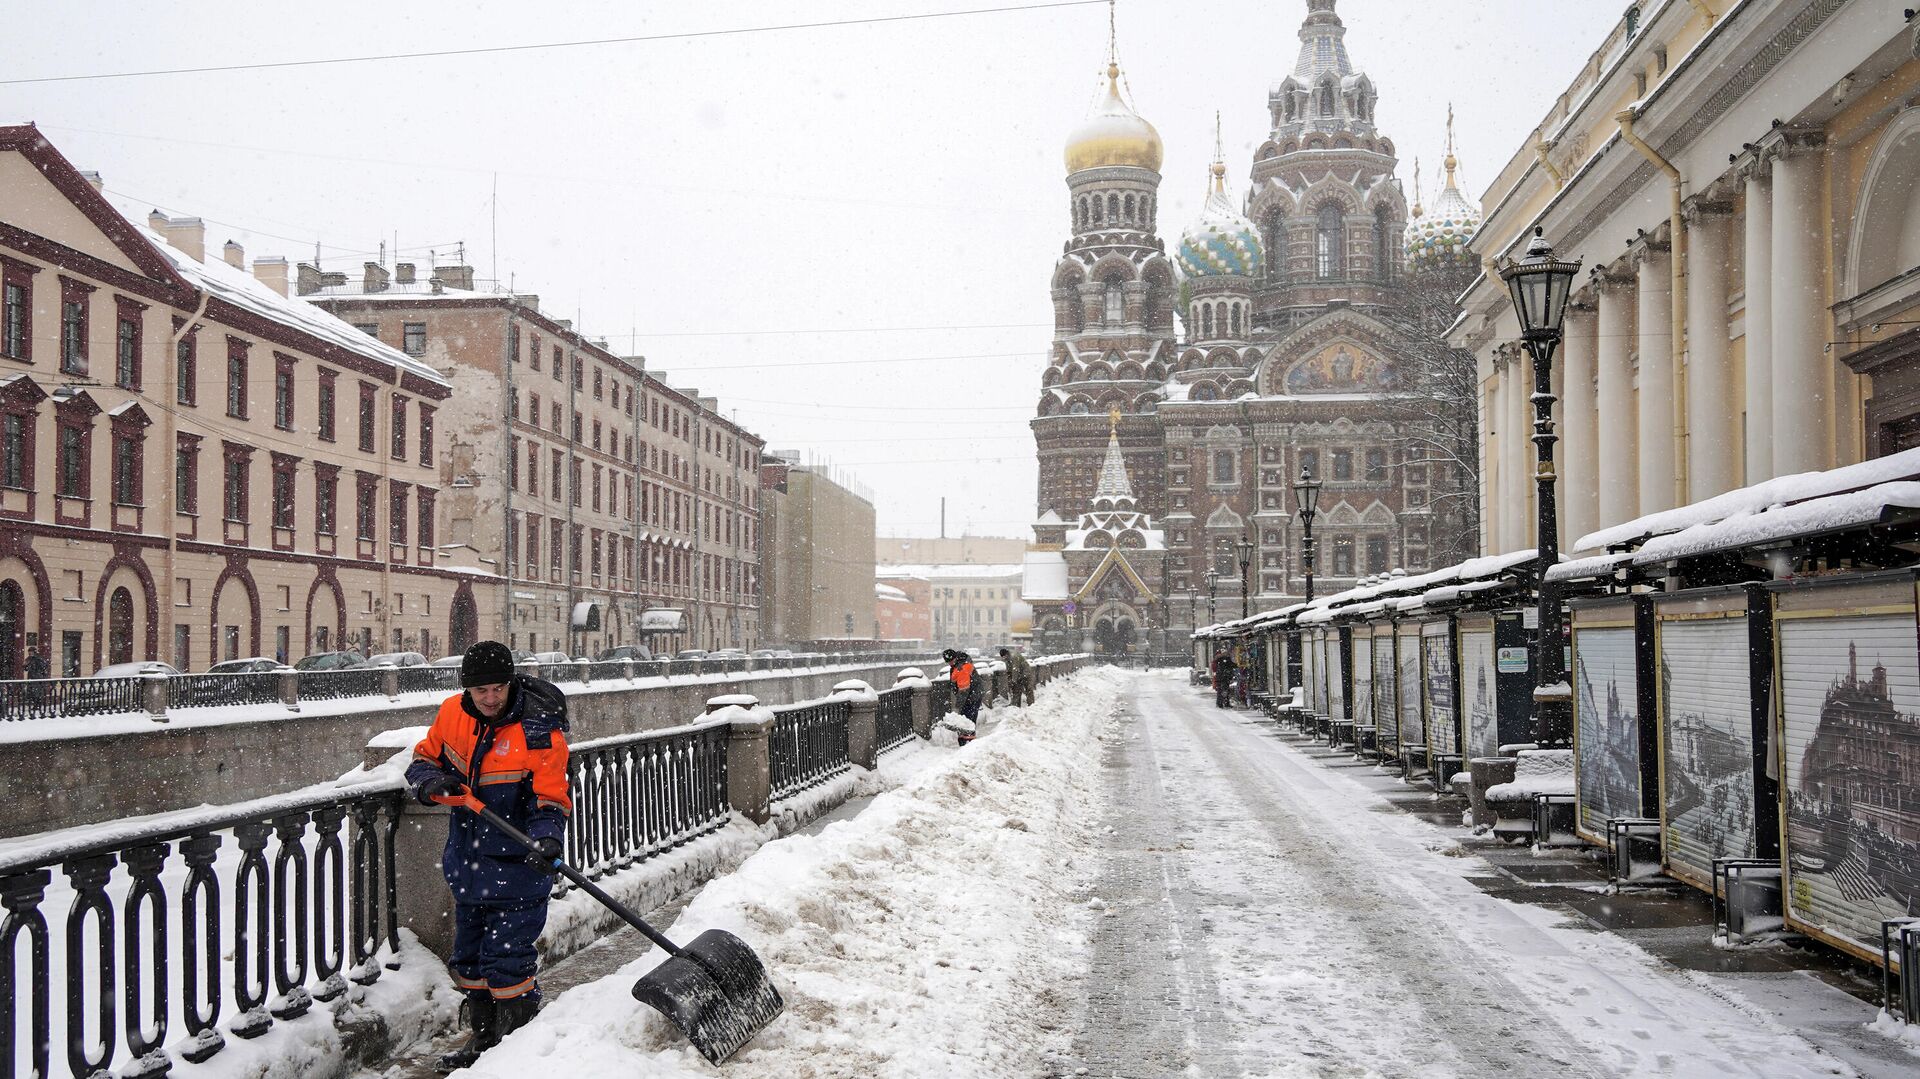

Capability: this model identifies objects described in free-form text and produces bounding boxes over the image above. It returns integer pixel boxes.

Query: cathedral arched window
[1077,197,1088,228]
[1315,203,1344,280]
[1103,275,1125,326]
[1318,81,1336,117]
[1265,211,1286,283]
[1201,304,1214,339]
[1142,196,1152,227]
[1123,194,1135,224]
[1230,305,1242,337]
[1374,206,1394,281]
[1107,193,1120,222]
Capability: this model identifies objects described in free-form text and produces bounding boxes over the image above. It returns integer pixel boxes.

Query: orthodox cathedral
[1024,0,1481,656]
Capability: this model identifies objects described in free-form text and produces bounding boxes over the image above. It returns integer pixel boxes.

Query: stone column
[1479,364,1499,554]
[909,683,932,739]
[381,664,401,702]
[278,668,301,712]
[1634,242,1676,515]
[1769,135,1831,476]
[1685,200,1739,500]
[846,698,878,770]
[724,707,776,825]
[1595,271,1639,528]
[1560,298,1600,547]
[142,668,170,721]
[1742,164,1773,485]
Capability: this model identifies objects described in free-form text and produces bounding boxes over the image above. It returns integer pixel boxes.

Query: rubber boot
[495,995,540,1040]
[435,989,498,1073]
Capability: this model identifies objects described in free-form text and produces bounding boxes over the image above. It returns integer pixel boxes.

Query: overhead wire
[2,1,1106,84]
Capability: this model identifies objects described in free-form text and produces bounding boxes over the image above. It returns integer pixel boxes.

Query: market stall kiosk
[1349,617,1377,756]
[1372,610,1402,762]
[1420,612,1461,787]
[1652,583,1778,895]
[1568,595,1659,849]
[1769,568,1920,968]
[1394,610,1427,779]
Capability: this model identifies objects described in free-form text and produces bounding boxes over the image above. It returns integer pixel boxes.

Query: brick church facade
[1026,0,1478,656]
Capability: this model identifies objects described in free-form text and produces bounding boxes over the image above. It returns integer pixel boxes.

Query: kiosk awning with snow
[639,608,686,634]
[571,601,601,630]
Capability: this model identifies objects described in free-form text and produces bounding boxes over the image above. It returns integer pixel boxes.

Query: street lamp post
[1235,533,1254,620]
[1206,570,1220,625]
[1498,226,1581,746]
[1292,468,1323,602]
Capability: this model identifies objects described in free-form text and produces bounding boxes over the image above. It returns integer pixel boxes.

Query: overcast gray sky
[4,0,1619,538]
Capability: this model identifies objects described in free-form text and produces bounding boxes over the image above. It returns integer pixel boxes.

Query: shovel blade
[631,929,784,1064]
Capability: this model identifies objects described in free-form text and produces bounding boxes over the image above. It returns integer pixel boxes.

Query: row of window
[1262,204,1398,283]
[2,271,434,466]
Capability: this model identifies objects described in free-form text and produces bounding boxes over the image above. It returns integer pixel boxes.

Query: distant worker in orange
[945,648,981,744]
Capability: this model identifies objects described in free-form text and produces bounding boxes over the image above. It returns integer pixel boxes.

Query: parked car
[511,649,536,664]
[203,657,284,675]
[673,649,709,661]
[99,659,181,680]
[749,649,779,659]
[709,648,746,660]
[529,651,572,666]
[595,645,653,663]
[367,651,427,668]
[294,651,368,672]
[428,654,465,668]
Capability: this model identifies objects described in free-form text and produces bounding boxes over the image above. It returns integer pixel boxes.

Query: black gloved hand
[413,772,465,806]
[524,836,563,874]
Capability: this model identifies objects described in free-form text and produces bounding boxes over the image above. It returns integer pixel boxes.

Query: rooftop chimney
[252,256,289,297]
[163,217,205,264]
[429,264,473,291]
[222,240,245,269]
[148,209,169,233]
[363,261,390,294]
[296,262,323,296]
[395,262,416,285]
[78,170,104,193]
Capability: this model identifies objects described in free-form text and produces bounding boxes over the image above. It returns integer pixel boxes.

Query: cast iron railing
[0,674,144,721]
[928,679,954,719]
[0,785,406,1078]
[585,661,629,683]
[560,721,731,896]
[296,669,382,702]
[169,672,282,710]
[394,666,460,696]
[875,686,915,753]
[632,660,666,679]
[768,699,850,802]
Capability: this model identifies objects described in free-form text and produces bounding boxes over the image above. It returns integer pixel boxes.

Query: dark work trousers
[1010,679,1035,707]
[449,897,550,1001]
[1214,681,1232,708]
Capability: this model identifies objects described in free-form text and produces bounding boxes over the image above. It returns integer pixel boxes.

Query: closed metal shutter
[1422,619,1457,755]
[1353,631,1374,729]
[1659,615,1756,890]
[1397,622,1425,747]
[1374,624,1399,753]
[1776,582,1920,967]
[1301,629,1318,711]
[1331,630,1347,722]
[1459,624,1498,759]
[1573,625,1642,841]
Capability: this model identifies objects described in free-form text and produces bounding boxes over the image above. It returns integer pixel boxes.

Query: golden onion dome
[1065,63,1163,175]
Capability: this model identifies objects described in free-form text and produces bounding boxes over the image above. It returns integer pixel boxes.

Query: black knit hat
[460,640,516,687]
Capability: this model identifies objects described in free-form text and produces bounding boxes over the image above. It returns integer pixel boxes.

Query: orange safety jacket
[408,676,572,904]
[952,660,974,691]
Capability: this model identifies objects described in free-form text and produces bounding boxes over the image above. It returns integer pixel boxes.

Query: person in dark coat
[406,641,572,1072]
[24,649,48,680]
[999,648,1034,707]
[1210,651,1237,709]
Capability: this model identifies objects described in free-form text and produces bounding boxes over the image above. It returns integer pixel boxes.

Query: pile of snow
[1484,749,1574,801]
[464,668,1126,1077]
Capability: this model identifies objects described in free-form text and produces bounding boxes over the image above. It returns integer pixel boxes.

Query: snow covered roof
[1021,551,1069,601]
[877,564,1024,581]
[1577,447,1920,552]
[135,224,447,389]
[1543,550,1638,585]
[1192,549,1541,637]
[875,583,911,603]
[1632,481,1920,566]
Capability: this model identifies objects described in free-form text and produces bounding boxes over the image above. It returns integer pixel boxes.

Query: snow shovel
[435,791,784,1064]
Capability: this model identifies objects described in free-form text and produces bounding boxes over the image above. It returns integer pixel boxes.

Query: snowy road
[446,668,1880,1077]
[1069,673,1858,1078]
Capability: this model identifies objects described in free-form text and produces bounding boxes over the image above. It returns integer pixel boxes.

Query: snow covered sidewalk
[445,667,1904,1077]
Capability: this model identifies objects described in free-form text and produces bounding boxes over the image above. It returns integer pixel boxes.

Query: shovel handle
[434,790,684,958]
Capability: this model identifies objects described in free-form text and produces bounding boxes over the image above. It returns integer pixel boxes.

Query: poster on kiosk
[1770,570,1920,966]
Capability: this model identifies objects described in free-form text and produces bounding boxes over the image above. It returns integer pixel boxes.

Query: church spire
[1094,416,1136,506]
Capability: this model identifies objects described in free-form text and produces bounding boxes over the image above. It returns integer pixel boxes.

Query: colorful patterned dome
[1066,63,1164,175]
[1405,149,1481,269]
[1176,163,1263,280]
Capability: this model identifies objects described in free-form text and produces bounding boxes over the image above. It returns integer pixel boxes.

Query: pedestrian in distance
[405,641,573,1073]
[999,647,1034,707]
[24,648,48,680]
[1210,650,1237,709]
[946,648,981,743]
